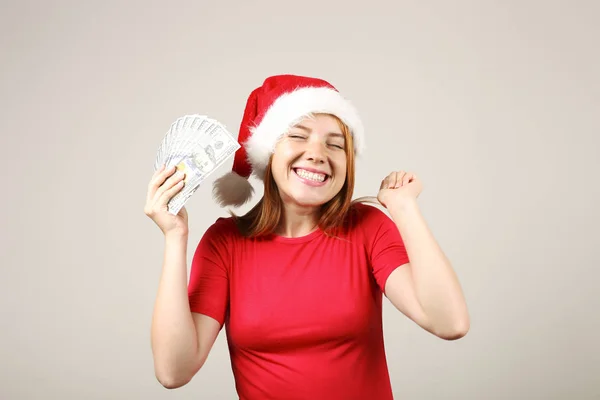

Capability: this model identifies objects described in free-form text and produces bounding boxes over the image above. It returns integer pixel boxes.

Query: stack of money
[154,114,240,214]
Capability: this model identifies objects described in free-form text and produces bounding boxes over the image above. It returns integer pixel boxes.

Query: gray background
[1,0,598,399]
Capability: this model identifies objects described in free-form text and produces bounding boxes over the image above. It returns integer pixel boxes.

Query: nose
[304,140,326,164]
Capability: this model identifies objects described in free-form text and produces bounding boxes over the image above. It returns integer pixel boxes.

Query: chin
[288,189,337,208]
[293,197,328,208]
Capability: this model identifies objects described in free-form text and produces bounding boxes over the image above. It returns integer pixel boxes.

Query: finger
[381,176,391,190]
[153,164,174,182]
[145,166,173,213]
[148,165,165,192]
[398,172,407,187]
[152,164,166,178]
[153,170,185,203]
[149,165,175,191]
[394,171,404,188]
[403,173,412,186]
[388,172,397,189]
[392,172,400,189]
[158,179,185,206]
[148,165,177,196]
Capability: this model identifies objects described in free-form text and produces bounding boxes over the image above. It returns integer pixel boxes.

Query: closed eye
[328,143,344,150]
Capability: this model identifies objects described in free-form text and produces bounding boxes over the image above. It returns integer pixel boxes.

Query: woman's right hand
[144,164,189,236]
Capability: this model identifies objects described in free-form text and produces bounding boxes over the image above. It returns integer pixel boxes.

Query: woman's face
[271,114,348,208]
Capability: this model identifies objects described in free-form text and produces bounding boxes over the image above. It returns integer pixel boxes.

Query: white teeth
[296,169,326,182]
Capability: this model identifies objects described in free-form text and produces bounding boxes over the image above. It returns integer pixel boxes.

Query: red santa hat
[212,74,365,207]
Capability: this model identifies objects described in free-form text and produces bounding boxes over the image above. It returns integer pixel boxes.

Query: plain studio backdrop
[1,1,598,399]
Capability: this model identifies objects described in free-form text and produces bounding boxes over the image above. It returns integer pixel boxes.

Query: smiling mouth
[293,168,329,183]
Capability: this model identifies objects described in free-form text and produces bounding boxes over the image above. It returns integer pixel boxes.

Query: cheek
[270,161,286,186]
[270,153,293,188]
[272,144,297,167]
[333,155,347,177]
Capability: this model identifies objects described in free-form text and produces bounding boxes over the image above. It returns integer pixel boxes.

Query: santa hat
[212,74,365,207]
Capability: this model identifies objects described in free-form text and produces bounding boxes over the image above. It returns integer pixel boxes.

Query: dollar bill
[154,114,241,215]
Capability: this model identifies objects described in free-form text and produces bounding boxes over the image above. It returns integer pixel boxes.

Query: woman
[144,75,469,399]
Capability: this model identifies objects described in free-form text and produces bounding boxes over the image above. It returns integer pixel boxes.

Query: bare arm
[150,232,221,388]
[385,200,469,340]
[377,171,469,340]
[144,165,220,388]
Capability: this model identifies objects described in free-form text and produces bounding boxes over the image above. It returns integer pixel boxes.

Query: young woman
[144,75,469,399]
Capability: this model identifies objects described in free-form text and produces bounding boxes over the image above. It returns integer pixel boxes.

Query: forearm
[389,200,469,337]
[151,232,199,383]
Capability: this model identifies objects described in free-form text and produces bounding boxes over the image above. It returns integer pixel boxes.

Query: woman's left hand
[377,170,423,209]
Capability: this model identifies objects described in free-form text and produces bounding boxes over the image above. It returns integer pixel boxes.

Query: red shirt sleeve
[187,218,231,327]
[359,204,410,293]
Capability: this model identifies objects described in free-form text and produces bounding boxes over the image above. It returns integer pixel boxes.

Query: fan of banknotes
[154,114,241,215]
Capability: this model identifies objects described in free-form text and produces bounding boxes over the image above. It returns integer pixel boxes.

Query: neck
[276,203,320,238]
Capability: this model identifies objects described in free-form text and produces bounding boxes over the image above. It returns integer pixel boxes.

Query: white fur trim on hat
[245,86,365,179]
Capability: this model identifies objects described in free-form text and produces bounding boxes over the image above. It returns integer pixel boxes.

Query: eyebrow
[292,124,345,139]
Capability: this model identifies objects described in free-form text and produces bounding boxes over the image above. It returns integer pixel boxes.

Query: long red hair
[230,114,363,238]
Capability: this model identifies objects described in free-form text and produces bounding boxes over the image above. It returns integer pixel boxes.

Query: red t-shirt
[188,203,410,400]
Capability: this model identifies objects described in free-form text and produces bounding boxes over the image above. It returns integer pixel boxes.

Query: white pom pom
[212,172,254,207]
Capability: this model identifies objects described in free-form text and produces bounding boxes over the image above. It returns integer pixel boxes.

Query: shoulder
[348,201,394,231]
[348,201,406,261]
[194,216,241,251]
[204,216,240,236]
[344,201,402,246]
[191,216,244,269]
